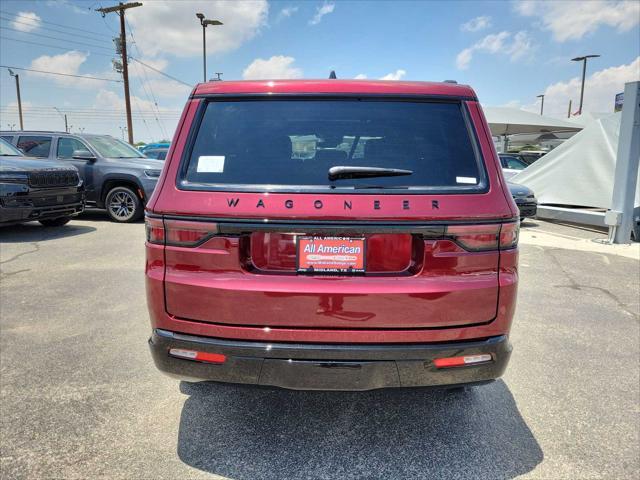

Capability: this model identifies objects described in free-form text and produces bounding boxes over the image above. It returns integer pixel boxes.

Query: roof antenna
[329,70,337,79]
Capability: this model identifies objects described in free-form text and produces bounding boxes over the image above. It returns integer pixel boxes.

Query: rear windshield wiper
[328,166,413,181]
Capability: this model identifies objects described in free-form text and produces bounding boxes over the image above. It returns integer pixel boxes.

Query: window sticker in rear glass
[456,176,477,184]
[197,155,225,173]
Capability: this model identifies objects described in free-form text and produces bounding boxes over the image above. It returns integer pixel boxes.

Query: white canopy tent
[511,112,640,209]
[483,107,583,152]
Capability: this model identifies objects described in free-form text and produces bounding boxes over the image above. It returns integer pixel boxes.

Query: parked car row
[0,138,85,227]
[0,131,165,223]
[1,127,537,229]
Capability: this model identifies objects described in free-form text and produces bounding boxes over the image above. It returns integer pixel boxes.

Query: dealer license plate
[297,236,366,274]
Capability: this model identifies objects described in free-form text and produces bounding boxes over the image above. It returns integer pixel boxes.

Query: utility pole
[536,94,545,115]
[571,54,600,115]
[97,2,142,145]
[53,107,69,133]
[8,69,23,130]
[196,13,223,82]
[567,99,572,118]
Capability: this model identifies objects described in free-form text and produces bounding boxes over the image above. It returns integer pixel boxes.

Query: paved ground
[1,214,638,480]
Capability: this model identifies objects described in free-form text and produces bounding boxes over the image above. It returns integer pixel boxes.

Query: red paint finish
[146,79,519,349]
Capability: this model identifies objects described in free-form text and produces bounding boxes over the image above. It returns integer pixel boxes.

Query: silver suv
[0,131,164,222]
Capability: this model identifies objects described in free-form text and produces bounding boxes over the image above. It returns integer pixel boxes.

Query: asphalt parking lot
[1,214,638,479]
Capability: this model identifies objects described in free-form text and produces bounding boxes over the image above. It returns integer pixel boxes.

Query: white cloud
[456,31,534,69]
[28,51,112,88]
[520,57,639,118]
[277,6,299,21]
[127,1,268,58]
[354,73,367,79]
[309,2,335,25]
[242,55,303,80]
[514,0,640,42]
[461,15,492,32]
[12,11,41,32]
[380,69,407,81]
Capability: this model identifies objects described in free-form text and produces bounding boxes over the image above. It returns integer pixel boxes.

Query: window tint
[144,149,167,160]
[85,136,143,158]
[501,155,527,170]
[505,157,527,170]
[0,138,22,156]
[183,100,483,191]
[1,135,14,143]
[17,136,52,158]
[57,137,88,159]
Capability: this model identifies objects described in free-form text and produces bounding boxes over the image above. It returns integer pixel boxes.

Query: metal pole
[578,59,587,115]
[537,94,544,115]
[119,10,134,145]
[14,74,23,130]
[609,81,640,244]
[501,135,508,154]
[202,24,207,82]
[64,114,68,133]
[97,2,141,145]
[567,99,572,118]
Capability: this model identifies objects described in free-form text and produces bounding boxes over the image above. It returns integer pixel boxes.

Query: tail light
[499,222,519,249]
[445,222,519,252]
[145,216,218,247]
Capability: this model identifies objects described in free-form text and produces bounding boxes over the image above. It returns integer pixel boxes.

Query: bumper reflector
[433,354,492,368]
[169,348,227,364]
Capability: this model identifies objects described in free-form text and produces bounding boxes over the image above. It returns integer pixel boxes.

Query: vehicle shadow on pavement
[177,379,542,479]
[0,223,96,243]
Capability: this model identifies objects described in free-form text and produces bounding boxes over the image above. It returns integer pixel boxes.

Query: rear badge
[297,236,366,274]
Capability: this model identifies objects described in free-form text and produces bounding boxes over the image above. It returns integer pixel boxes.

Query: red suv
[145,80,519,391]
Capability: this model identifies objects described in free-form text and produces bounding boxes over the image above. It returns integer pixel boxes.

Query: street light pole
[196,13,222,82]
[537,94,545,115]
[8,69,23,130]
[571,54,600,115]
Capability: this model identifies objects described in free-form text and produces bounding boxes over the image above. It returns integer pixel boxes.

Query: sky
[0,0,638,143]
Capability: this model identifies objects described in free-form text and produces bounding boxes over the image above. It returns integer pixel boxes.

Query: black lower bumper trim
[149,329,512,391]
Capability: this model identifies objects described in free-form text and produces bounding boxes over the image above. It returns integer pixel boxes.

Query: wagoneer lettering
[145,79,519,391]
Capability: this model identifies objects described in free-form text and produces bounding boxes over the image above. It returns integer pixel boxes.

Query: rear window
[182,99,484,192]
[17,136,52,158]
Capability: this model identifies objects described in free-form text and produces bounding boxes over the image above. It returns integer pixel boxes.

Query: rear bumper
[149,328,512,391]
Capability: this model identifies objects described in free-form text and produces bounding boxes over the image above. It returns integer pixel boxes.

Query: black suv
[0,138,84,227]
[1,131,164,222]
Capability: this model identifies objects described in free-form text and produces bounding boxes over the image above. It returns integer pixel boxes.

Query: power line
[125,17,168,139]
[0,36,114,57]
[129,56,193,88]
[0,15,112,42]
[0,106,181,113]
[0,65,122,82]
[0,9,112,38]
[0,26,114,51]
